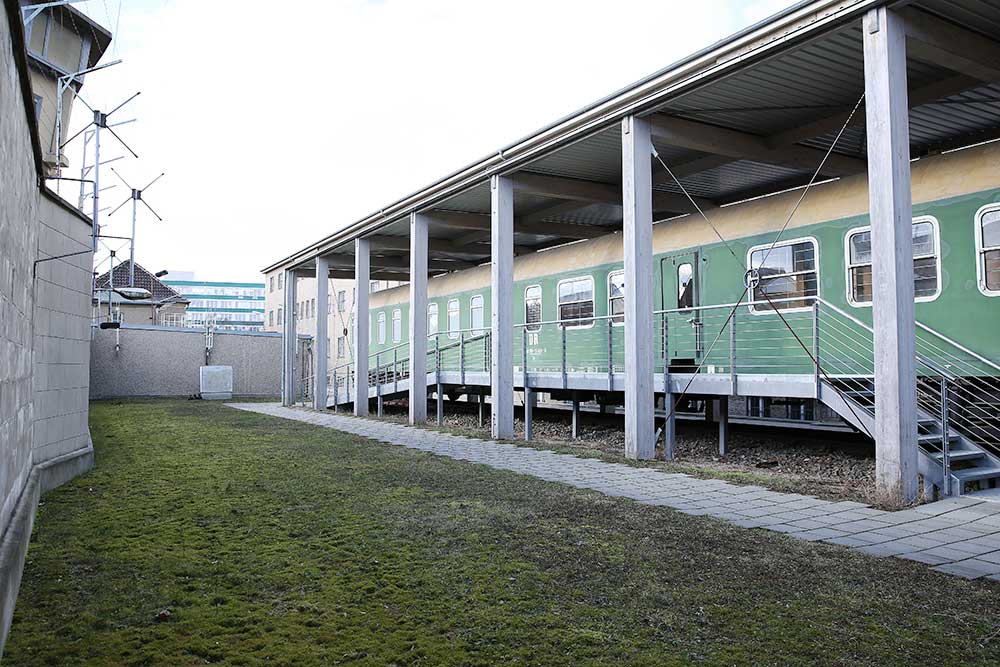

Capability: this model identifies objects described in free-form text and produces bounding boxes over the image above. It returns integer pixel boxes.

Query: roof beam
[649,114,865,177]
[510,171,713,212]
[368,234,485,258]
[765,73,979,149]
[424,211,491,231]
[329,269,410,281]
[900,7,1000,83]
[323,254,472,272]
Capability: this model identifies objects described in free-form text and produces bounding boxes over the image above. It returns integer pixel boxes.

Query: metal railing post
[523,327,532,441]
[393,348,398,394]
[729,311,737,396]
[561,323,567,389]
[661,314,669,395]
[812,301,821,398]
[941,377,951,497]
[607,319,613,391]
[376,352,382,418]
[333,368,338,412]
[522,327,529,391]
[435,336,443,426]
[459,332,465,386]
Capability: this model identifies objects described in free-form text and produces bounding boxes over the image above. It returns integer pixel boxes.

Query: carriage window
[391,309,402,343]
[979,207,1000,295]
[608,272,625,325]
[470,295,485,335]
[558,277,594,327]
[377,312,386,344]
[337,290,346,312]
[847,218,939,305]
[525,285,542,332]
[677,263,694,310]
[447,299,460,338]
[427,302,439,335]
[748,238,818,312]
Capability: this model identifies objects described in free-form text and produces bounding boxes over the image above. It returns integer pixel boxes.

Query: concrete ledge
[36,439,94,494]
[0,436,94,658]
[0,467,40,658]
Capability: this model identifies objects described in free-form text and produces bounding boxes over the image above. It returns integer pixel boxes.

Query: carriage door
[660,252,701,372]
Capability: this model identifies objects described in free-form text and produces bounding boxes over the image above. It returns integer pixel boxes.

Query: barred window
[847,218,939,305]
[524,285,542,332]
[748,238,818,312]
[978,206,1000,295]
[608,271,625,325]
[558,276,594,327]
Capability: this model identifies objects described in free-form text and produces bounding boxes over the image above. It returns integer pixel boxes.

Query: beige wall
[262,274,403,363]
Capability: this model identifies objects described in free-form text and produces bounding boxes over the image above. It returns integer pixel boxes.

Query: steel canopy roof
[266,0,1000,279]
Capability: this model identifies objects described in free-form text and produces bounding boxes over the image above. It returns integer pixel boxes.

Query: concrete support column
[313,257,330,410]
[409,213,429,424]
[864,7,918,504]
[491,174,514,439]
[354,238,371,417]
[281,269,298,406]
[621,115,656,460]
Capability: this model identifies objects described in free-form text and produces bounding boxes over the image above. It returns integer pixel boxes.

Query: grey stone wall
[32,193,94,465]
[0,2,40,560]
[90,326,285,398]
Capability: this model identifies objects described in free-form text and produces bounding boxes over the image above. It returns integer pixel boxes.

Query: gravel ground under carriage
[371,399,879,504]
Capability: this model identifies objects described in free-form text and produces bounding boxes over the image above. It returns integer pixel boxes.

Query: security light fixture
[154,270,168,278]
[114,286,151,301]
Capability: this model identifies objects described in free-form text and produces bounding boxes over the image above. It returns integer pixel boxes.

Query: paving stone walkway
[229,403,1000,581]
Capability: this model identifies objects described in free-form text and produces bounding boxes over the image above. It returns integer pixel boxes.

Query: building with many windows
[164,273,266,331]
[262,273,404,366]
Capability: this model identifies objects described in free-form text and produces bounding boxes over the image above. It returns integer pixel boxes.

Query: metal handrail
[916,322,1000,375]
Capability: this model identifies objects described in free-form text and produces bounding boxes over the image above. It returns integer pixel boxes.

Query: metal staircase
[815,302,1000,498]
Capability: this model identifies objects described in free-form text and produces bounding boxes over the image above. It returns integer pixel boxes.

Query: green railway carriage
[362,141,1000,394]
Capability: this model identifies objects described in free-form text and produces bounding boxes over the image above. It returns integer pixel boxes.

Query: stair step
[931,450,985,463]
[951,467,1000,483]
[966,487,1000,502]
[918,433,961,445]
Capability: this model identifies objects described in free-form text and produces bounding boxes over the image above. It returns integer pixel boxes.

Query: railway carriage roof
[266,0,1000,281]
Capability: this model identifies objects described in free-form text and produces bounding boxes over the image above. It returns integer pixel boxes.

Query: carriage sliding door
[660,252,701,372]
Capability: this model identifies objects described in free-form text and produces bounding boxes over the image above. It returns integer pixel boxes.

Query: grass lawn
[7,400,1000,666]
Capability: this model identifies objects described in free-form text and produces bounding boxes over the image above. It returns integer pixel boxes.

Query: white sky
[66,0,797,282]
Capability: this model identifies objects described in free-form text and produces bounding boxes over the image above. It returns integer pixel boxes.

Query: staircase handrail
[915,321,1000,375]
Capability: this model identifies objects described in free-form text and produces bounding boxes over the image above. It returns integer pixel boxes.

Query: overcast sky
[67,0,796,282]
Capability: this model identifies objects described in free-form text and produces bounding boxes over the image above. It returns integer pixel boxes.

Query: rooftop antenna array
[108,168,166,287]
[60,88,141,253]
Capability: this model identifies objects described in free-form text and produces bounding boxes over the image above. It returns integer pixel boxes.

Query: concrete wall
[1,3,43,655]
[32,192,94,466]
[0,0,41,564]
[2,4,97,655]
[90,325,285,398]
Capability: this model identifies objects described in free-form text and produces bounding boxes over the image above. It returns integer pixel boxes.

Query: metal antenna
[108,168,166,287]
[62,90,140,254]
